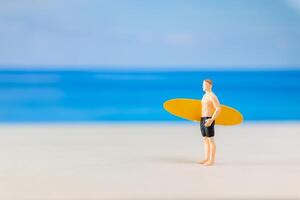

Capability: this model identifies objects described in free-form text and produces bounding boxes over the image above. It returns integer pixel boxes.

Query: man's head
[202,79,213,92]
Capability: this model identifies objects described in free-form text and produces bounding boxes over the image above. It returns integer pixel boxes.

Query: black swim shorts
[200,116,215,137]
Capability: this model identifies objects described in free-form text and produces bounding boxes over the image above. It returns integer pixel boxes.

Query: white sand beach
[0,122,299,200]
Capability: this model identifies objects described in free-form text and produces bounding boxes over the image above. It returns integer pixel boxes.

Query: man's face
[202,81,210,92]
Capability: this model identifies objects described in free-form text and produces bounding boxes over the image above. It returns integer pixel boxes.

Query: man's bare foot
[199,159,208,164]
[203,161,215,166]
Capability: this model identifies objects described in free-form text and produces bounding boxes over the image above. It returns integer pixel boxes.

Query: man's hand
[205,119,214,127]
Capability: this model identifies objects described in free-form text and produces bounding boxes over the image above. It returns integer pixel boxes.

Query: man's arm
[205,94,221,127]
[210,94,221,121]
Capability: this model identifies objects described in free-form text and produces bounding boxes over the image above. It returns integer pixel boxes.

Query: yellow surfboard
[163,98,243,125]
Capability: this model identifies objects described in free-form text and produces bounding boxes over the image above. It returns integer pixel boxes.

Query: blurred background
[1,1,300,199]
[0,0,300,123]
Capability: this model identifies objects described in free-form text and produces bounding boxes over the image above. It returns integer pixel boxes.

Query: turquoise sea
[0,68,299,122]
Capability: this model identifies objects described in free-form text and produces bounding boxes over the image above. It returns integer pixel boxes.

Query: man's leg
[204,137,216,166]
[199,137,210,164]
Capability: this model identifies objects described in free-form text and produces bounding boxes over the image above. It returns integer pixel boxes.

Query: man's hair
[204,79,213,85]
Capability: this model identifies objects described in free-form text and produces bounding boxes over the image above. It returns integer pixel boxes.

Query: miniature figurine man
[199,79,221,166]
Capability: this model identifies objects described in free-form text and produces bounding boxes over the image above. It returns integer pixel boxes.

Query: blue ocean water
[0,68,299,122]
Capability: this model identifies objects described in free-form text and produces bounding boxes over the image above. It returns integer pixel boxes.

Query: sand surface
[0,122,299,200]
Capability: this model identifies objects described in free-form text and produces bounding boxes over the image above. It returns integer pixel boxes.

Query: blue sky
[0,0,300,69]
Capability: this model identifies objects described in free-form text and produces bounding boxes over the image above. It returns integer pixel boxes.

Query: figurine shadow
[150,156,300,167]
[218,160,300,166]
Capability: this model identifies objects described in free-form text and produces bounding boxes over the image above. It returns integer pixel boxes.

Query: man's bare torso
[201,92,215,117]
